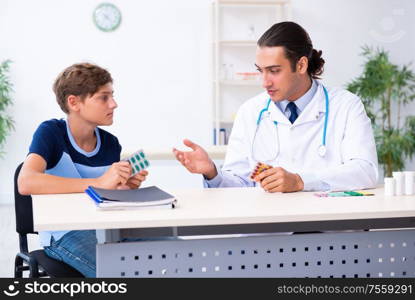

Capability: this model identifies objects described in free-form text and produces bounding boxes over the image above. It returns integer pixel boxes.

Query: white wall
[0,0,414,203]
[0,0,213,202]
[291,0,415,175]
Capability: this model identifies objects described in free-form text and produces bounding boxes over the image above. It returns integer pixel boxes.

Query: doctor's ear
[296,56,309,75]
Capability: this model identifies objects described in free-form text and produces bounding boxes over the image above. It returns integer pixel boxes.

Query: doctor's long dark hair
[257,22,325,79]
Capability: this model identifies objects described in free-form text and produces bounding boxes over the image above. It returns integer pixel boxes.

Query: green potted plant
[0,59,14,157]
[347,46,415,177]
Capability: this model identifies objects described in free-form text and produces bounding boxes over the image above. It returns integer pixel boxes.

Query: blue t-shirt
[28,118,122,247]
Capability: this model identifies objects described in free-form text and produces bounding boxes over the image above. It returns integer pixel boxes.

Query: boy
[18,63,148,277]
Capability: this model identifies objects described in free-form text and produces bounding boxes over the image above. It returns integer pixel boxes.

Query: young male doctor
[173,22,378,193]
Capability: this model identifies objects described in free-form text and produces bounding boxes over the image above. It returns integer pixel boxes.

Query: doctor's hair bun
[258,21,325,79]
[308,49,325,79]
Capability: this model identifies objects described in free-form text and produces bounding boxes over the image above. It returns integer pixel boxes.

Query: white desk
[32,187,415,231]
[32,187,415,278]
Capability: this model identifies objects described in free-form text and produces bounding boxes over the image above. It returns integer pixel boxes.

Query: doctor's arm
[173,107,254,188]
[298,99,378,191]
[204,109,255,188]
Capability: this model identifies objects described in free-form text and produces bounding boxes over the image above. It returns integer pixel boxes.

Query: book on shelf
[85,185,177,210]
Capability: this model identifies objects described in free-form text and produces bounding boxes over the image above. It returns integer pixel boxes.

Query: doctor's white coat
[207,83,378,191]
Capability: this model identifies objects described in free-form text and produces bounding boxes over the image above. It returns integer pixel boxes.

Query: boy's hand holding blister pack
[118,149,150,189]
[123,149,150,177]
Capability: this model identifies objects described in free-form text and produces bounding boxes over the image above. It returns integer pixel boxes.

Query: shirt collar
[276,79,318,114]
[65,119,101,157]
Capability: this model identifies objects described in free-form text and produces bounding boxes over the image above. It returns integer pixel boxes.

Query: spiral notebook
[85,186,177,210]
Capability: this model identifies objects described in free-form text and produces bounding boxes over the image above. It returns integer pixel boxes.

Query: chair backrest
[14,163,35,235]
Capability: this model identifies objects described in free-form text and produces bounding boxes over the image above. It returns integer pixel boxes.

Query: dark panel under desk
[176,217,415,236]
[116,216,415,239]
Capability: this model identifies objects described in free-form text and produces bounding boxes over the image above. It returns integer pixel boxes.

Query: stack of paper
[85,186,177,210]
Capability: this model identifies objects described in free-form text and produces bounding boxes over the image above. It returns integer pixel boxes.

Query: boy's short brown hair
[53,63,113,113]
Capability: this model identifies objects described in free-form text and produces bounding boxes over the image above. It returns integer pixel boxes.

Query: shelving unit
[211,0,291,145]
[220,80,261,86]
[219,40,257,47]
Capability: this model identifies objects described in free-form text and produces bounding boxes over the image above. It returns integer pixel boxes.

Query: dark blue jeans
[44,230,97,278]
[44,231,175,277]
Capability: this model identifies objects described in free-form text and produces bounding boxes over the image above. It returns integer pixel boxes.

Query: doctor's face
[255,46,304,102]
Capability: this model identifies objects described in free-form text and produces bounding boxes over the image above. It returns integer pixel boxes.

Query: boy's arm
[18,153,131,195]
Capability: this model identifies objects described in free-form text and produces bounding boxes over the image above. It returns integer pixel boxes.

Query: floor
[0,204,39,277]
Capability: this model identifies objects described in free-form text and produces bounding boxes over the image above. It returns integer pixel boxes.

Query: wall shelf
[220,80,261,86]
[219,0,289,6]
[211,0,291,145]
[218,40,257,47]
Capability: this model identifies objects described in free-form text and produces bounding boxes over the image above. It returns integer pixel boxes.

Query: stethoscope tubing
[253,85,329,161]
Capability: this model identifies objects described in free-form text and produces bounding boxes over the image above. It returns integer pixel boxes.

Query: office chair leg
[14,255,23,278]
[29,264,40,278]
[28,258,40,278]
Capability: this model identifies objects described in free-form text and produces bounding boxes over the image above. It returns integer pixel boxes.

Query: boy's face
[75,83,117,126]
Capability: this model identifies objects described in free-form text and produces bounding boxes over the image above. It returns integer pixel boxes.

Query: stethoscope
[252,85,329,162]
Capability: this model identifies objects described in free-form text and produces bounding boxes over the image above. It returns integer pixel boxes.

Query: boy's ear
[67,95,81,112]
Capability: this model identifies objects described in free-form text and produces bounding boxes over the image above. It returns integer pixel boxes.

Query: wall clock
[93,3,122,32]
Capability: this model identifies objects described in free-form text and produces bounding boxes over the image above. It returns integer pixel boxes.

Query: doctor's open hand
[173,139,217,179]
[253,166,304,193]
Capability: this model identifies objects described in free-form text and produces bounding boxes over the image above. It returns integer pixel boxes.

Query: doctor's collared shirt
[204,79,330,191]
[276,79,329,191]
[276,79,318,120]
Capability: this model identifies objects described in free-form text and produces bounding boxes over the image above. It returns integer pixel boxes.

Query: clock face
[93,3,122,32]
